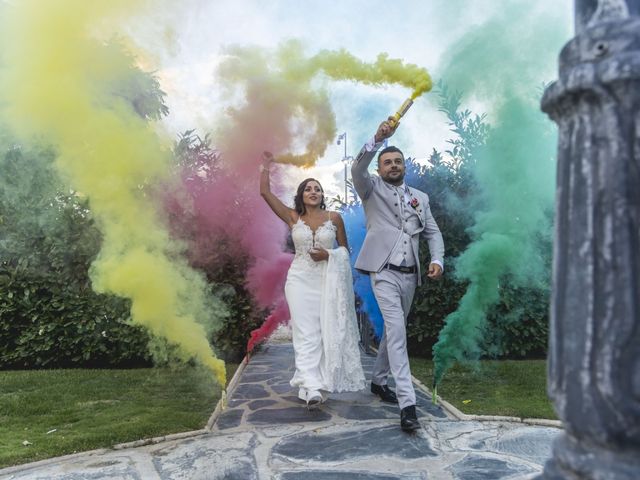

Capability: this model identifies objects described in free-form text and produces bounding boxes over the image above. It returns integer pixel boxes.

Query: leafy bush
[0,130,263,369]
[482,284,549,358]
[0,145,152,369]
[1,51,176,369]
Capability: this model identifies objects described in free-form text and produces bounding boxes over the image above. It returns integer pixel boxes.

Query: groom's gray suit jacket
[351,143,444,286]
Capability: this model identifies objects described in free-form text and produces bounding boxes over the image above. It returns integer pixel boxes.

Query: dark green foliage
[0,56,171,369]
[101,42,171,121]
[0,128,262,369]
[408,263,468,355]
[482,284,549,358]
[210,276,265,363]
[0,144,152,369]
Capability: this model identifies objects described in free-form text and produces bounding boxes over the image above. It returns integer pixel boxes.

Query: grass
[0,363,238,469]
[411,358,556,420]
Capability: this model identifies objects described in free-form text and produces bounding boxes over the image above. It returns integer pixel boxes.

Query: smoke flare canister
[389,98,414,127]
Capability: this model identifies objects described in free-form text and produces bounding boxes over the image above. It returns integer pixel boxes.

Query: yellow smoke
[311,49,432,100]
[0,0,226,384]
[217,40,432,168]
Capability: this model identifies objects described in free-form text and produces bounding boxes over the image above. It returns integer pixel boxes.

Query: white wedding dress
[285,216,366,401]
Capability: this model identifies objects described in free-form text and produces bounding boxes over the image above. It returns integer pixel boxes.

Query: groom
[351,117,444,432]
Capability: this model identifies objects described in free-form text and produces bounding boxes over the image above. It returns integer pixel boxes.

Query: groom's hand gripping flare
[374,116,400,144]
[388,98,414,128]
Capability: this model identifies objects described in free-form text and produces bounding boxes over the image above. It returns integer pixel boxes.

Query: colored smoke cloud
[216,40,432,168]
[185,40,433,350]
[0,0,227,384]
[431,1,570,384]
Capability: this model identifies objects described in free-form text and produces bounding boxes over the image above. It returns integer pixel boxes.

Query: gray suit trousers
[370,268,417,409]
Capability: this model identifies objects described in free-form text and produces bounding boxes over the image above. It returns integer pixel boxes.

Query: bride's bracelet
[259,164,270,173]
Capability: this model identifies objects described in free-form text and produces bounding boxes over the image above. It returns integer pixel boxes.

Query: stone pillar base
[540,434,640,479]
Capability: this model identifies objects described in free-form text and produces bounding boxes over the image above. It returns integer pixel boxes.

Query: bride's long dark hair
[294,178,326,216]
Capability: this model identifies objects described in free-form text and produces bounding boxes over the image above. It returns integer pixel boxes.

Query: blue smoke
[342,204,383,339]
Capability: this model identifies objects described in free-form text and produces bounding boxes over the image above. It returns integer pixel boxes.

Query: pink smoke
[247,299,290,353]
[164,141,293,354]
[163,42,341,354]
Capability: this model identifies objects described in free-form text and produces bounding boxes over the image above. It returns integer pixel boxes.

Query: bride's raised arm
[260,151,296,226]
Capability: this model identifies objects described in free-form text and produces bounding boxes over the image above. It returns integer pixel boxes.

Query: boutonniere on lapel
[408,192,423,216]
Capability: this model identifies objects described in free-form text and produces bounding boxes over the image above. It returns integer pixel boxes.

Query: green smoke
[432,1,570,383]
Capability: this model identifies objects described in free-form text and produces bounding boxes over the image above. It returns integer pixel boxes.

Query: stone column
[539,0,640,478]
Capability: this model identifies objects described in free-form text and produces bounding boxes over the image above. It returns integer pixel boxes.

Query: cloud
[123,0,571,189]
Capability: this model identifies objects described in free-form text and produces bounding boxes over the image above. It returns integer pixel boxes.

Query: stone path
[0,342,560,479]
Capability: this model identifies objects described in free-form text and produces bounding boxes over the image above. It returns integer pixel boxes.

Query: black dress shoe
[371,383,399,404]
[400,405,420,432]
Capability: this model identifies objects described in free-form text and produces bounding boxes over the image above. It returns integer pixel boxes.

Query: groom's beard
[382,170,405,186]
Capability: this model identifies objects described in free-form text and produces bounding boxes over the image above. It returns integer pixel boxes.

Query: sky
[122,0,573,200]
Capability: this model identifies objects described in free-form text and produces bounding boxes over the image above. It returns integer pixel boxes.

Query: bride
[260,151,366,409]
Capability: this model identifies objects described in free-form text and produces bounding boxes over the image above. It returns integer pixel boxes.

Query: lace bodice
[290,218,336,270]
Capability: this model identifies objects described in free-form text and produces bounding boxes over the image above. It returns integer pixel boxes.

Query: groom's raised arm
[351,139,380,200]
[351,117,399,200]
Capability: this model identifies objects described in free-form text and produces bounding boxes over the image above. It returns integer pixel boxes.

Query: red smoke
[165,143,293,354]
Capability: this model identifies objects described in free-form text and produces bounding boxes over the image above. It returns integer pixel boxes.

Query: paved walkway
[1,342,560,479]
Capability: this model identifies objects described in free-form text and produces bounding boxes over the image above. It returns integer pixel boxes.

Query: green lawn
[0,364,237,468]
[411,358,556,420]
